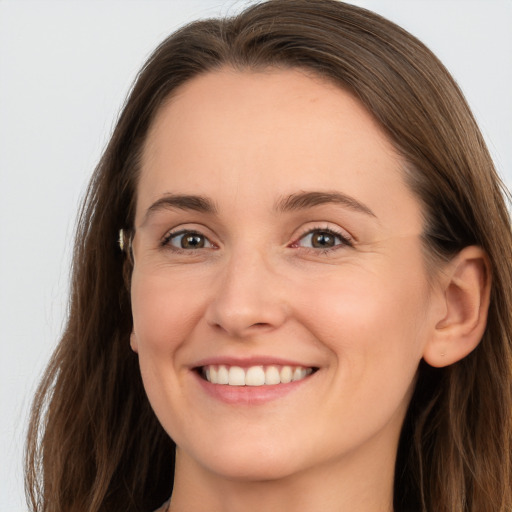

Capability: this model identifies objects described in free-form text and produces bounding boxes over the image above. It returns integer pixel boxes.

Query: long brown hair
[25,1,512,511]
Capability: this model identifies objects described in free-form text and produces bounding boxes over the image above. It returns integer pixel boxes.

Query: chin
[179,438,307,483]
[207,457,301,482]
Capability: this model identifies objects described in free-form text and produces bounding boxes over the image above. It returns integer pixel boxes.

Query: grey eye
[299,229,348,249]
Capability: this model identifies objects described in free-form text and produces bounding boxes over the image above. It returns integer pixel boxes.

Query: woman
[25,1,512,511]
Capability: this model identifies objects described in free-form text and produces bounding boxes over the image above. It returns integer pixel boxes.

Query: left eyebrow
[274,191,376,217]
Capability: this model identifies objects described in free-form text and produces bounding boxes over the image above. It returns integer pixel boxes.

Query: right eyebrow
[143,194,218,223]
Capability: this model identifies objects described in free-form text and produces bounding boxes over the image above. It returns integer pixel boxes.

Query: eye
[162,229,214,250]
[293,227,352,250]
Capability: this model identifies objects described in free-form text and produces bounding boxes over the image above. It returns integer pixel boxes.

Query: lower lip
[194,371,315,405]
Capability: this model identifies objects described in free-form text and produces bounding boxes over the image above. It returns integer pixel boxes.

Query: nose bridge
[205,244,287,337]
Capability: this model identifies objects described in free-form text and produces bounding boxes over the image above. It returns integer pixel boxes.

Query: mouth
[196,364,318,386]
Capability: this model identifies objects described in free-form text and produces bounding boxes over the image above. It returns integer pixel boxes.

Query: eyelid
[158,223,353,253]
[160,226,218,250]
[289,224,354,250]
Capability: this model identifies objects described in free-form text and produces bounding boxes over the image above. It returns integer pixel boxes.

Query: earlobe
[423,246,491,368]
[130,331,139,353]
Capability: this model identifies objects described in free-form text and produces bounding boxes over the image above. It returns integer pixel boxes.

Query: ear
[130,331,139,353]
[423,246,491,368]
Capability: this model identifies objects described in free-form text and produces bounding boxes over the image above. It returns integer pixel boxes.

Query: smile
[200,365,315,386]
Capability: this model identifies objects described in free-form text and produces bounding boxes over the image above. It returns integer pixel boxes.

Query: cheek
[130,269,208,437]
[292,257,431,382]
[130,269,206,355]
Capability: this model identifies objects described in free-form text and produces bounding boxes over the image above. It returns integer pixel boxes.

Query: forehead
[136,68,421,233]
[142,67,392,174]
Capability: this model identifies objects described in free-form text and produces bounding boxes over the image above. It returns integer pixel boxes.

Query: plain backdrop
[1,1,511,510]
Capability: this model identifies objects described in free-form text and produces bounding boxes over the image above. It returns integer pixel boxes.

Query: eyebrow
[143,189,375,223]
[144,193,218,222]
[274,191,376,217]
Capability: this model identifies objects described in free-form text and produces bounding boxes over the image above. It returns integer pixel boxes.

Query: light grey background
[1,1,511,510]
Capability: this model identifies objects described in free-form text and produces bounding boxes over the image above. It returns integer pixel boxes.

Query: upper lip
[191,355,318,369]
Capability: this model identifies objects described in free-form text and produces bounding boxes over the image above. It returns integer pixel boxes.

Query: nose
[205,249,289,339]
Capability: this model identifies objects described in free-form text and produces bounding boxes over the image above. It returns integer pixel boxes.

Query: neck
[168,435,397,512]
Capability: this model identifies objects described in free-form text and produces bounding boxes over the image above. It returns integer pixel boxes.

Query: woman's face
[130,69,441,482]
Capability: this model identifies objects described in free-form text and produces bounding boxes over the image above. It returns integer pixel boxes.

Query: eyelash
[160,229,214,253]
[290,226,353,253]
[161,226,353,254]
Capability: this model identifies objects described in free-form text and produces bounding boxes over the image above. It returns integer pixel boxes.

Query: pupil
[182,234,204,249]
[312,232,334,248]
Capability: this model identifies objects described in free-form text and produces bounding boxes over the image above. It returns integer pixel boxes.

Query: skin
[129,68,458,512]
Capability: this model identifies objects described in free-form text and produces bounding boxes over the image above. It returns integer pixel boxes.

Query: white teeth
[292,367,307,381]
[217,365,229,384]
[280,366,293,383]
[202,364,314,386]
[265,365,281,385]
[228,366,246,386]
[245,366,265,386]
